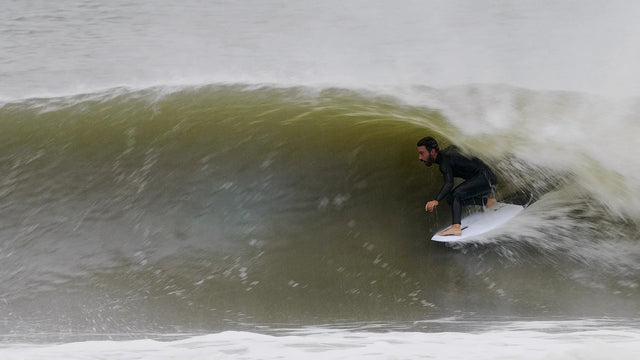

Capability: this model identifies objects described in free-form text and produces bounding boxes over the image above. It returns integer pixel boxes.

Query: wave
[3,321,640,359]
[0,83,639,334]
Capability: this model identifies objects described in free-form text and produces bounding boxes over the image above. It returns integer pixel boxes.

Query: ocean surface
[1,1,640,359]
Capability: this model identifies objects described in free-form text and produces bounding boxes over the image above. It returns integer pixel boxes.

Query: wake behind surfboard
[431,202,524,243]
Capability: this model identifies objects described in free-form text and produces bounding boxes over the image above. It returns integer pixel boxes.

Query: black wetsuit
[434,148,497,225]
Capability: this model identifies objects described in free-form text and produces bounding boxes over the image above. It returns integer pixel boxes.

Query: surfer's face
[418,146,436,167]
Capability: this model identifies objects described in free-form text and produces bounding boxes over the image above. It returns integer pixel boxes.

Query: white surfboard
[431,202,524,243]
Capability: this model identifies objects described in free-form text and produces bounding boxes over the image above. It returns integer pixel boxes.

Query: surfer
[417,137,497,236]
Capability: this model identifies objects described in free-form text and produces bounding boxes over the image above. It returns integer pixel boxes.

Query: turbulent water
[2,0,640,359]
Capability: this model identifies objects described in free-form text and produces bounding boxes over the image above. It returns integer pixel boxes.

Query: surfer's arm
[435,162,454,202]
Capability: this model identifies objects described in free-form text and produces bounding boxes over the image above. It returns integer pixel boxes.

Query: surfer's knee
[451,188,464,201]
[446,194,454,205]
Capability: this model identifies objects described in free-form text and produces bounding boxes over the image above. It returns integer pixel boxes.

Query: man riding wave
[418,137,497,236]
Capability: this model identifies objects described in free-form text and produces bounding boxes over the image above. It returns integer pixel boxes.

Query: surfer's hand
[426,200,439,212]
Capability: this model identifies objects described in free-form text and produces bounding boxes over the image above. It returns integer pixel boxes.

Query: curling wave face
[0,84,639,335]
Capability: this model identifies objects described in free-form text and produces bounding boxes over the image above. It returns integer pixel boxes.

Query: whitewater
[1,0,640,359]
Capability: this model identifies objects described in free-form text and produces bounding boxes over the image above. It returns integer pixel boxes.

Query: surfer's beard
[423,156,434,167]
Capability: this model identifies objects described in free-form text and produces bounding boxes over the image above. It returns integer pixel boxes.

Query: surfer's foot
[437,224,462,236]
[485,198,497,208]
